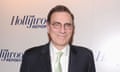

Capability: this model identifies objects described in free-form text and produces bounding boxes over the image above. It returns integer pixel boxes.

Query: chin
[57,42,68,46]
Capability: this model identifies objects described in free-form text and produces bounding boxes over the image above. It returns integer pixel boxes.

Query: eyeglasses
[51,22,73,30]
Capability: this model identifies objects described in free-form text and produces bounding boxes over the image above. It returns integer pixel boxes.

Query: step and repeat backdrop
[0,0,120,72]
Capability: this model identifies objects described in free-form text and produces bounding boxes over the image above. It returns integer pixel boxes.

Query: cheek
[49,29,58,37]
[67,30,73,36]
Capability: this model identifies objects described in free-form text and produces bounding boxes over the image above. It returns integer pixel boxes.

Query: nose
[60,25,65,34]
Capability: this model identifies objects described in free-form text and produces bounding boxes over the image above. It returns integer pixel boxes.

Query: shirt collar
[50,42,70,56]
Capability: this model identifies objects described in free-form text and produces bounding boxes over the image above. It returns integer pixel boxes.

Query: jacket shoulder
[24,43,49,56]
[71,45,93,55]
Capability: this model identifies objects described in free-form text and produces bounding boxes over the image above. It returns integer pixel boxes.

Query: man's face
[47,12,74,49]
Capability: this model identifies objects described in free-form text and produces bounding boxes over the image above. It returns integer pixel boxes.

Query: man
[20,5,96,72]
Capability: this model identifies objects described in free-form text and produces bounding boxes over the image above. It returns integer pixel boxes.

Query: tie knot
[56,52,63,60]
[57,52,63,57]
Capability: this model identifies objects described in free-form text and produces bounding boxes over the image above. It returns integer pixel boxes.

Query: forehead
[50,12,73,23]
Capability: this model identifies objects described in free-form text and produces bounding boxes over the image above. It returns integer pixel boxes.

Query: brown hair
[47,5,74,23]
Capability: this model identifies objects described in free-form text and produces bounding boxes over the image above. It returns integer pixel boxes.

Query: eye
[65,23,73,27]
[52,22,61,26]
[51,22,61,29]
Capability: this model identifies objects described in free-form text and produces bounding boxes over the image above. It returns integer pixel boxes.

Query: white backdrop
[0,0,120,72]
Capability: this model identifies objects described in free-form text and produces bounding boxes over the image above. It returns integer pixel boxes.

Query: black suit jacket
[20,43,96,72]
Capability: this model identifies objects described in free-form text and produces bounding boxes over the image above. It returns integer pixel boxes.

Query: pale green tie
[55,52,63,72]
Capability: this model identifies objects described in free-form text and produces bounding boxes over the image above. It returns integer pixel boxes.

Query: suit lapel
[39,43,52,72]
[69,46,78,72]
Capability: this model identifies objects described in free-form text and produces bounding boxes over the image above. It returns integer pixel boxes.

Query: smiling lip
[58,35,66,39]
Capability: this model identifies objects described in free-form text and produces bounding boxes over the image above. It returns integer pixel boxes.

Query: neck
[51,42,68,50]
[54,45,65,50]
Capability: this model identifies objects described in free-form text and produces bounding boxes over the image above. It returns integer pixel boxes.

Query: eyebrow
[52,21,72,25]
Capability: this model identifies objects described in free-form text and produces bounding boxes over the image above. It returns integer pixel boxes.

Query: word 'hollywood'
[11,15,47,28]
[0,49,23,62]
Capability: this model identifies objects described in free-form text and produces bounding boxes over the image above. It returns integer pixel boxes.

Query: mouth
[58,35,66,39]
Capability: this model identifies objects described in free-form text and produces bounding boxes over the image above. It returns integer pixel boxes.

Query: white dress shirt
[50,42,70,72]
